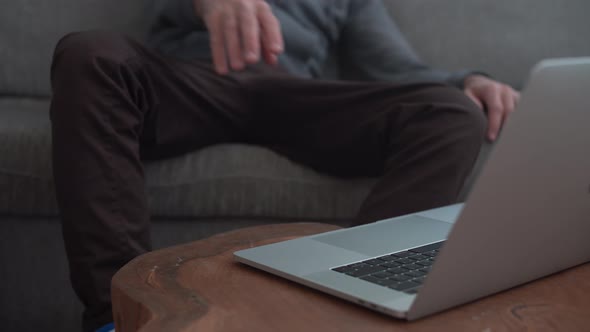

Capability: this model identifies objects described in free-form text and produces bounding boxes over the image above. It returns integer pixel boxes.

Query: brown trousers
[49,31,485,331]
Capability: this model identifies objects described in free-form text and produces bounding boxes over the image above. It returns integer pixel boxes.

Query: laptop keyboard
[331,241,444,294]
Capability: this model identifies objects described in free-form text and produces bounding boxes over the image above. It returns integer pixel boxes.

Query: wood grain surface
[112,223,590,332]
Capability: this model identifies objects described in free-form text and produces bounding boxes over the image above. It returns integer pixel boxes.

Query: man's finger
[264,52,278,66]
[208,12,229,74]
[485,89,505,141]
[257,1,283,61]
[239,3,260,64]
[502,86,515,114]
[464,89,484,109]
[513,90,521,108]
[223,9,245,70]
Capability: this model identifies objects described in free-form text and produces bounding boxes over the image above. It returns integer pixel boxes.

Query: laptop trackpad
[313,215,452,257]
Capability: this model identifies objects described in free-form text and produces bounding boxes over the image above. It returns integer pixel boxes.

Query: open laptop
[234,58,590,320]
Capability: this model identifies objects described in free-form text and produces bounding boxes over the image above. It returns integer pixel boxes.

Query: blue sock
[95,322,115,332]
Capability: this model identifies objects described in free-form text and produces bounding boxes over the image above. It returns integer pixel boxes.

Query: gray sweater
[148,0,475,88]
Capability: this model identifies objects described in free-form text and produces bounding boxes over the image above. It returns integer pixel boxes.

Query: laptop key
[379,278,402,287]
[388,274,412,282]
[404,270,426,278]
[365,259,385,266]
[381,262,401,268]
[360,276,382,284]
[394,258,414,264]
[391,251,412,258]
[402,263,422,271]
[360,276,398,287]
[388,281,421,291]
[347,263,370,270]
[333,266,355,273]
[413,276,427,284]
[416,260,433,267]
[372,271,394,279]
[409,241,445,253]
[385,267,407,274]
[419,267,432,273]
[408,254,430,261]
[345,265,387,277]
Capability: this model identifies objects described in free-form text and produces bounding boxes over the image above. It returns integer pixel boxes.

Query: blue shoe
[96,322,115,332]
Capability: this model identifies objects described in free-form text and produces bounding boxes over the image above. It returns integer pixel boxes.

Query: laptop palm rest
[313,215,452,257]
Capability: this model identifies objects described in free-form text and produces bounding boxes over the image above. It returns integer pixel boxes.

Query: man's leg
[50,31,251,331]
[244,77,486,224]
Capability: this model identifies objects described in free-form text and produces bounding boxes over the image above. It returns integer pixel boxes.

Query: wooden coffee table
[112,223,590,332]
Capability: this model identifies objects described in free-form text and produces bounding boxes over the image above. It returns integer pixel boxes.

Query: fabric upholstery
[0,99,55,214]
[0,0,150,97]
[144,145,375,219]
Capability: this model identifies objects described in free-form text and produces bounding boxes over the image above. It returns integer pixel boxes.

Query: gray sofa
[1,0,588,331]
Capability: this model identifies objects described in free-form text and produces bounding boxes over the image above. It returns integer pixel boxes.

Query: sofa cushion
[144,145,375,219]
[0,99,55,215]
[0,0,149,97]
[0,98,375,219]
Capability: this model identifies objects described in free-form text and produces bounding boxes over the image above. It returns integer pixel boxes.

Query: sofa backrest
[0,0,149,97]
[383,0,590,89]
[1,0,588,97]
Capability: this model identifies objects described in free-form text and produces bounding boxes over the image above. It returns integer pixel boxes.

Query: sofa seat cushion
[0,99,55,215]
[0,98,375,219]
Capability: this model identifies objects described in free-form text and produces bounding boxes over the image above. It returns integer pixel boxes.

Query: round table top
[112,222,590,332]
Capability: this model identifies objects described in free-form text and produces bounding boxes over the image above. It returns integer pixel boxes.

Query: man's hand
[463,75,520,142]
[194,0,284,74]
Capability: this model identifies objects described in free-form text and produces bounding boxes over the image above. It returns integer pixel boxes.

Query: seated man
[49,0,519,331]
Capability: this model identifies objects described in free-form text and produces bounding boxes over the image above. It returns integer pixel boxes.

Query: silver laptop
[234,58,590,320]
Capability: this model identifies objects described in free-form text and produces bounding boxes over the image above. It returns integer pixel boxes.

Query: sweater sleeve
[146,0,212,60]
[338,0,481,88]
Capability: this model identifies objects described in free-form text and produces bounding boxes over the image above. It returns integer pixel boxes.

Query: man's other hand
[463,75,520,142]
[194,0,284,74]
